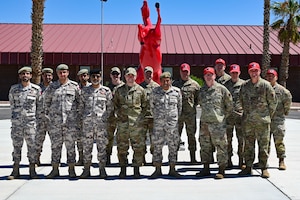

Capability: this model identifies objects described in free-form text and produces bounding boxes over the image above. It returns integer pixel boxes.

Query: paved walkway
[0,118,300,200]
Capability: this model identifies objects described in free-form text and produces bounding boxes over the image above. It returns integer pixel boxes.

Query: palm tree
[31,0,45,84]
[271,0,300,87]
[262,0,271,78]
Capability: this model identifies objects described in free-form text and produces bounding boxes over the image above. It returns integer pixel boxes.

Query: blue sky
[0,0,280,25]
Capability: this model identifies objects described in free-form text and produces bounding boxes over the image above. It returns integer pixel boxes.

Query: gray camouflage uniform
[216,73,231,85]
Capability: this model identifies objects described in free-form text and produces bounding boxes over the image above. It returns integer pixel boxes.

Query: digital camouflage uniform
[9,83,41,164]
[216,73,231,85]
[150,86,182,165]
[140,80,159,156]
[198,82,233,167]
[113,83,147,167]
[224,78,245,164]
[79,85,113,165]
[106,81,124,158]
[269,83,292,158]
[44,79,80,164]
[240,78,277,169]
[172,78,200,153]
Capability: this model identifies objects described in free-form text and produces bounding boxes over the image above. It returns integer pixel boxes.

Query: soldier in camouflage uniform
[36,67,53,166]
[266,68,292,170]
[8,66,41,180]
[44,64,80,178]
[106,67,124,165]
[113,67,147,178]
[172,63,200,163]
[224,64,245,169]
[76,68,92,166]
[79,69,113,179]
[149,72,182,179]
[238,62,277,179]
[196,67,233,179]
[139,66,159,163]
[215,58,231,85]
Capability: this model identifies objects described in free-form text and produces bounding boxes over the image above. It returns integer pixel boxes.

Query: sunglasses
[111,72,120,76]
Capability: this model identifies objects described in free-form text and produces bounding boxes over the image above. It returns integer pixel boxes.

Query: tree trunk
[31,0,45,84]
[262,0,271,78]
[279,40,290,88]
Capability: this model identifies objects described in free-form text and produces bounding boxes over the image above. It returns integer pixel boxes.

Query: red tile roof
[0,23,299,66]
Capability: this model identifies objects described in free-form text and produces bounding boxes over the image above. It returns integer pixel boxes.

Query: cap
[125,67,137,76]
[203,67,215,75]
[248,62,260,71]
[215,58,226,65]
[42,68,53,74]
[90,69,101,75]
[77,69,89,76]
[160,71,171,79]
[56,64,69,71]
[267,68,278,77]
[18,66,32,74]
[180,63,190,72]
[229,64,240,73]
[111,67,121,74]
[144,66,153,73]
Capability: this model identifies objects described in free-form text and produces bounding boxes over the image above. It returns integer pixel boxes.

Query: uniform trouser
[269,121,286,158]
[243,122,270,169]
[142,118,154,154]
[116,123,145,167]
[152,124,180,164]
[226,117,244,159]
[178,113,197,152]
[11,126,37,164]
[82,125,108,164]
[76,131,83,153]
[49,125,76,164]
[36,120,49,156]
[199,121,228,167]
[106,118,116,156]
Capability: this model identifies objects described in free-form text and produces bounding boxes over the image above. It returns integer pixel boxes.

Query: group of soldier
[7,57,292,180]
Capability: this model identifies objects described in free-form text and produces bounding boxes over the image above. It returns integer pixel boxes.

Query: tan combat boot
[99,162,107,179]
[7,163,20,180]
[80,162,91,179]
[149,163,162,179]
[29,163,39,179]
[279,158,286,170]
[68,163,77,178]
[215,165,226,179]
[46,163,60,179]
[196,163,211,177]
[238,166,253,176]
[168,163,181,178]
[261,168,270,178]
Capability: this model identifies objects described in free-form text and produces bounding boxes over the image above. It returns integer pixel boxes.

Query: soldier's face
[42,72,53,84]
[144,71,153,81]
[180,70,190,81]
[79,73,89,83]
[91,74,101,85]
[57,70,69,80]
[19,71,32,82]
[125,74,136,84]
[215,63,225,73]
[110,72,120,81]
[229,71,240,81]
[248,69,260,79]
[266,73,277,84]
[160,77,171,90]
[203,73,215,84]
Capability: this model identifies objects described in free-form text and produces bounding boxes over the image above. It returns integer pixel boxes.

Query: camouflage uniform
[140,80,159,155]
[150,86,182,164]
[224,78,245,164]
[240,78,277,169]
[106,81,124,159]
[198,82,233,167]
[113,83,147,167]
[79,85,113,164]
[216,73,231,85]
[44,79,80,164]
[9,83,41,164]
[269,83,292,158]
[172,78,200,152]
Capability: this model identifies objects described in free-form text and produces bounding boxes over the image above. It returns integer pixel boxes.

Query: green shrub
[190,75,204,87]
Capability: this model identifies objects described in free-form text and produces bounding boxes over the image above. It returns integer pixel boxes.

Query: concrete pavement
[0,118,300,200]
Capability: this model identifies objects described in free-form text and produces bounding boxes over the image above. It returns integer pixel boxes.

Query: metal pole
[100,0,104,84]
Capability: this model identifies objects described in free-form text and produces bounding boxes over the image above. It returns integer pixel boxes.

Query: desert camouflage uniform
[106,81,125,158]
[79,85,113,164]
[240,78,277,169]
[216,73,231,85]
[150,86,182,164]
[269,83,292,158]
[224,78,245,162]
[198,82,233,167]
[113,83,147,167]
[9,83,41,164]
[44,79,80,164]
[140,80,159,155]
[172,77,200,152]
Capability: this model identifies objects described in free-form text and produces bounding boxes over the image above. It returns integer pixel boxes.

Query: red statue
[136,0,162,84]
